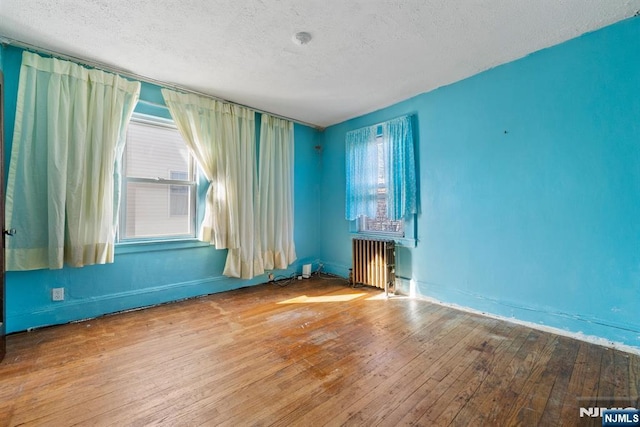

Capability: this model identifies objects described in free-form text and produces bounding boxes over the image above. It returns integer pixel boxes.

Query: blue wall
[1,45,322,333]
[320,17,640,348]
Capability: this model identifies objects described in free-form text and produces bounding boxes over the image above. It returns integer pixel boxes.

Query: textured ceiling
[1,1,639,128]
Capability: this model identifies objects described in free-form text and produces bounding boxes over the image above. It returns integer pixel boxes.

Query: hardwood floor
[0,276,638,426]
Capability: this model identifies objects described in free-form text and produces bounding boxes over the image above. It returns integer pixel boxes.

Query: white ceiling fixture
[1,1,639,128]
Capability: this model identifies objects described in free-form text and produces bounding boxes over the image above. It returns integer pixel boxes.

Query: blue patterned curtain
[345,115,416,221]
[345,126,378,220]
[382,115,417,220]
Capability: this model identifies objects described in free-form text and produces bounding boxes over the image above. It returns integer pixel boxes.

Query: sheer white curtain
[258,114,296,269]
[161,89,263,279]
[5,51,140,270]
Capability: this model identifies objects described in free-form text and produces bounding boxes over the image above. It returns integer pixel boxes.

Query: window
[345,115,417,241]
[358,135,404,236]
[119,114,197,241]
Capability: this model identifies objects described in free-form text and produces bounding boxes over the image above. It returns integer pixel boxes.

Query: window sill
[349,232,417,248]
[115,238,211,254]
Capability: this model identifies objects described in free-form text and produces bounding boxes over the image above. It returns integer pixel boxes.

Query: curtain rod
[0,35,322,130]
[349,113,412,133]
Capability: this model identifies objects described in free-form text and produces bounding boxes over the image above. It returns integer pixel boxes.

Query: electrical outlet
[52,287,64,301]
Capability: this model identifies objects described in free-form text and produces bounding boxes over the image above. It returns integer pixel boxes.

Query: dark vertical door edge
[0,70,6,362]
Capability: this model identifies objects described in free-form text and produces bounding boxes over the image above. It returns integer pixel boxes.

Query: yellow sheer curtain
[5,52,140,270]
[161,89,263,279]
[258,114,296,270]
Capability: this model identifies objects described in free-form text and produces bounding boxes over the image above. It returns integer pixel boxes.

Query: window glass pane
[169,170,189,216]
[359,135,403,235]
[124,182,193,239]
[361,207,404,234]
[170,184,190,216]
[119,115,197,241]
[126,120,191,180]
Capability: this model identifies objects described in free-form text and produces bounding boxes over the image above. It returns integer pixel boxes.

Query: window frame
[117,113,198,243]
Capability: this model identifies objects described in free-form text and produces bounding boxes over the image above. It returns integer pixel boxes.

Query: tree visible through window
[119,114,197,241]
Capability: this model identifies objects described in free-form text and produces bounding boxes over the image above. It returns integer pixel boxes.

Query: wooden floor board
[446,320,531,426]
[415,317,521,425]
[390,320,504,425]
[290,311,473,426]
[559,341,590,417]
[1,277,639,426]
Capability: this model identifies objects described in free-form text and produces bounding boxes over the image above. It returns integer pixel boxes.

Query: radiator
[351,238,396,295]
